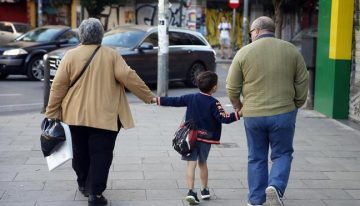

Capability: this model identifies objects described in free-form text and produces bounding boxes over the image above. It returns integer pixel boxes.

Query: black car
[45,25,216,87]
[0,25,79,80]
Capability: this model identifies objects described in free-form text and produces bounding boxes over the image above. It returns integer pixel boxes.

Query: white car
[0,21,32,45]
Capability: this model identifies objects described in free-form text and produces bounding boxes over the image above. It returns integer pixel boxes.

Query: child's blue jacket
[156,92,240,144]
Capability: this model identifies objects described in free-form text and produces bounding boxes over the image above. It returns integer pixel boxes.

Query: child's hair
[196,71,218,93]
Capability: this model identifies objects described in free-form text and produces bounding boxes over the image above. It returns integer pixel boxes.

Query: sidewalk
[0,97,360,206]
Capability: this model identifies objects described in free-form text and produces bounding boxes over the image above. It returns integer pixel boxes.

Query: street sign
[228,0,240,9]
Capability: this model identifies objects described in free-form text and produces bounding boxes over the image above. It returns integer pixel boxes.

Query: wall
[350,0,360,123]
[0,1,28,23]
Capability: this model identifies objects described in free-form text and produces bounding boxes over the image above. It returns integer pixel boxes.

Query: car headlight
[3,48,28,56]
[43,54,48,61]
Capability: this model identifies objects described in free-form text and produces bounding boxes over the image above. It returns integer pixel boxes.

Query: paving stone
[324,172,360,180]
[110,200,183,206]
[285,188,353,200]
[146,189,185,200]
[322,200,360,206]
[211,188,247,200]
[1,190,75,202]
[303,180,360,189]
[112,179,177,190]
[0,172,17,181]
[0,202,36,206]
[345,189,360,199]
[1,103,360,205]
[0,181,44,191]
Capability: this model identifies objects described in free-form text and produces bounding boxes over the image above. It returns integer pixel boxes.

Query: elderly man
[226,16,308,206]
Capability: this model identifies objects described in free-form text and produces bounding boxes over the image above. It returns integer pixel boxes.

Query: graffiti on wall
[135,3,188,27]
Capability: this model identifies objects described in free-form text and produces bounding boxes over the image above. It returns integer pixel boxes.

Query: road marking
[0,103,42,108]
[0,94,22,97]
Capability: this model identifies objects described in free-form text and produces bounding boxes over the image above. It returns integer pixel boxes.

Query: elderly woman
[45,18,155,206]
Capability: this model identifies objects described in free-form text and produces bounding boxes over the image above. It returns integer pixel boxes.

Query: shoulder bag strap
[69,45,101,88]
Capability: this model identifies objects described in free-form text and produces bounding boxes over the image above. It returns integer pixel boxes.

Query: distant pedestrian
[154,71,241,205]
[226,16,308,206]
[218,16,232,59]
[45,18,155,206]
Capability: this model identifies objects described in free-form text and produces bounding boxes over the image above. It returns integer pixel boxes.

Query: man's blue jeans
[244,109,297,205]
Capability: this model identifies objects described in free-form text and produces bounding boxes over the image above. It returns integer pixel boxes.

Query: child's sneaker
[265,186,284,206]
[185,190,200,205]
[200,188,211,200]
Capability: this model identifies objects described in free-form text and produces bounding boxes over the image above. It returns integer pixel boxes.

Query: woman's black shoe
[88,195,108,206]
[78,186,89,197]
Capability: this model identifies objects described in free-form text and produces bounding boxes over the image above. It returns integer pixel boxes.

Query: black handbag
[40,45,101,157]
[40,118,66,157]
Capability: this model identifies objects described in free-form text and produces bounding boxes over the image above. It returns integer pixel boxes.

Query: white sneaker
[265,186,284,206]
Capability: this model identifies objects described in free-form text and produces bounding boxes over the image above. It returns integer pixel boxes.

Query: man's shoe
[88,194,108,206]
[265,186,284,206]
[185,190,200,205]
[79,186,89,197]
[200,188,211,200]
[247,203,263,206]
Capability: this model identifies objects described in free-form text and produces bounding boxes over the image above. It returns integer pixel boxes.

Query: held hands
[237,110,243,118]
[150,97,157,104]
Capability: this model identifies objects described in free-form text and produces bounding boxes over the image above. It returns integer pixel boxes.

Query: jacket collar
[256,33,275,40]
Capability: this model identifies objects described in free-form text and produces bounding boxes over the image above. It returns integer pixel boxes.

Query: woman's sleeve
[114,52,154,103]
[45,54,71,119]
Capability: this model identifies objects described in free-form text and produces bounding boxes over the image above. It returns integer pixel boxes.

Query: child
[153,71,241,205]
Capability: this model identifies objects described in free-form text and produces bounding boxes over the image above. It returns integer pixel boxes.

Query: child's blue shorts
[181,141,211,163]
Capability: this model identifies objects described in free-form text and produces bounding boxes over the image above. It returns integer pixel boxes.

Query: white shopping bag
[45,122,73,171]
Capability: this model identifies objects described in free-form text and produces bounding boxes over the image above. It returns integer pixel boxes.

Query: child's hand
[151,97,157,104]
[237,110,243,117]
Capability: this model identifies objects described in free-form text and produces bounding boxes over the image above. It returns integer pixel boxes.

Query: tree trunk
[273,0,283,39]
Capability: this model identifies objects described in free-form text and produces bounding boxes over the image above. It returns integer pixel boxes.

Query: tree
[80,0,126,19]
[272,0,309,38]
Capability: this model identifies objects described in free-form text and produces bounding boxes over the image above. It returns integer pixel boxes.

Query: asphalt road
[0,63,231,114]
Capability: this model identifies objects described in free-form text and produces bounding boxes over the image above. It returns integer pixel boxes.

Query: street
[0,63,230,115]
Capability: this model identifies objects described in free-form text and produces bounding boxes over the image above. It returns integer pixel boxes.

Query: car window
[102,30,145,48]
[142,32,158,47]
[0,23,13,33]
[13,24,31,33]
[17,27,63,42]
[169,32,192,46]
[188,33,206,45]
[57,30,79,43]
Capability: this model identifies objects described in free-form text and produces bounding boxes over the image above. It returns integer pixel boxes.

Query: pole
[157,0,169,96]
[37,0,43,27]
[232,8,236,56]
[242,0,249,46]
[42,55,50,113]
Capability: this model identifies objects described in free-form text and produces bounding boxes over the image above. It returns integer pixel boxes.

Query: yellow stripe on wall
[329,0,354,60]
[71,0,77,28]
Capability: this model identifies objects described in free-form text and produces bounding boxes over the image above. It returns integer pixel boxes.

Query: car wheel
[0,72,9,80]
[185,62,206,87]
[27,55,44,81]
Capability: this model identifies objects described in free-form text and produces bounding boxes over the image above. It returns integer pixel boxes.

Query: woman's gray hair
[78,18,104,45]
[251,16,275,33]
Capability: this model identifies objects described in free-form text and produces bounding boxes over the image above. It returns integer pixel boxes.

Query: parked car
[45,25,216,87]
[0,25,79,80]
[0,21,32,45]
